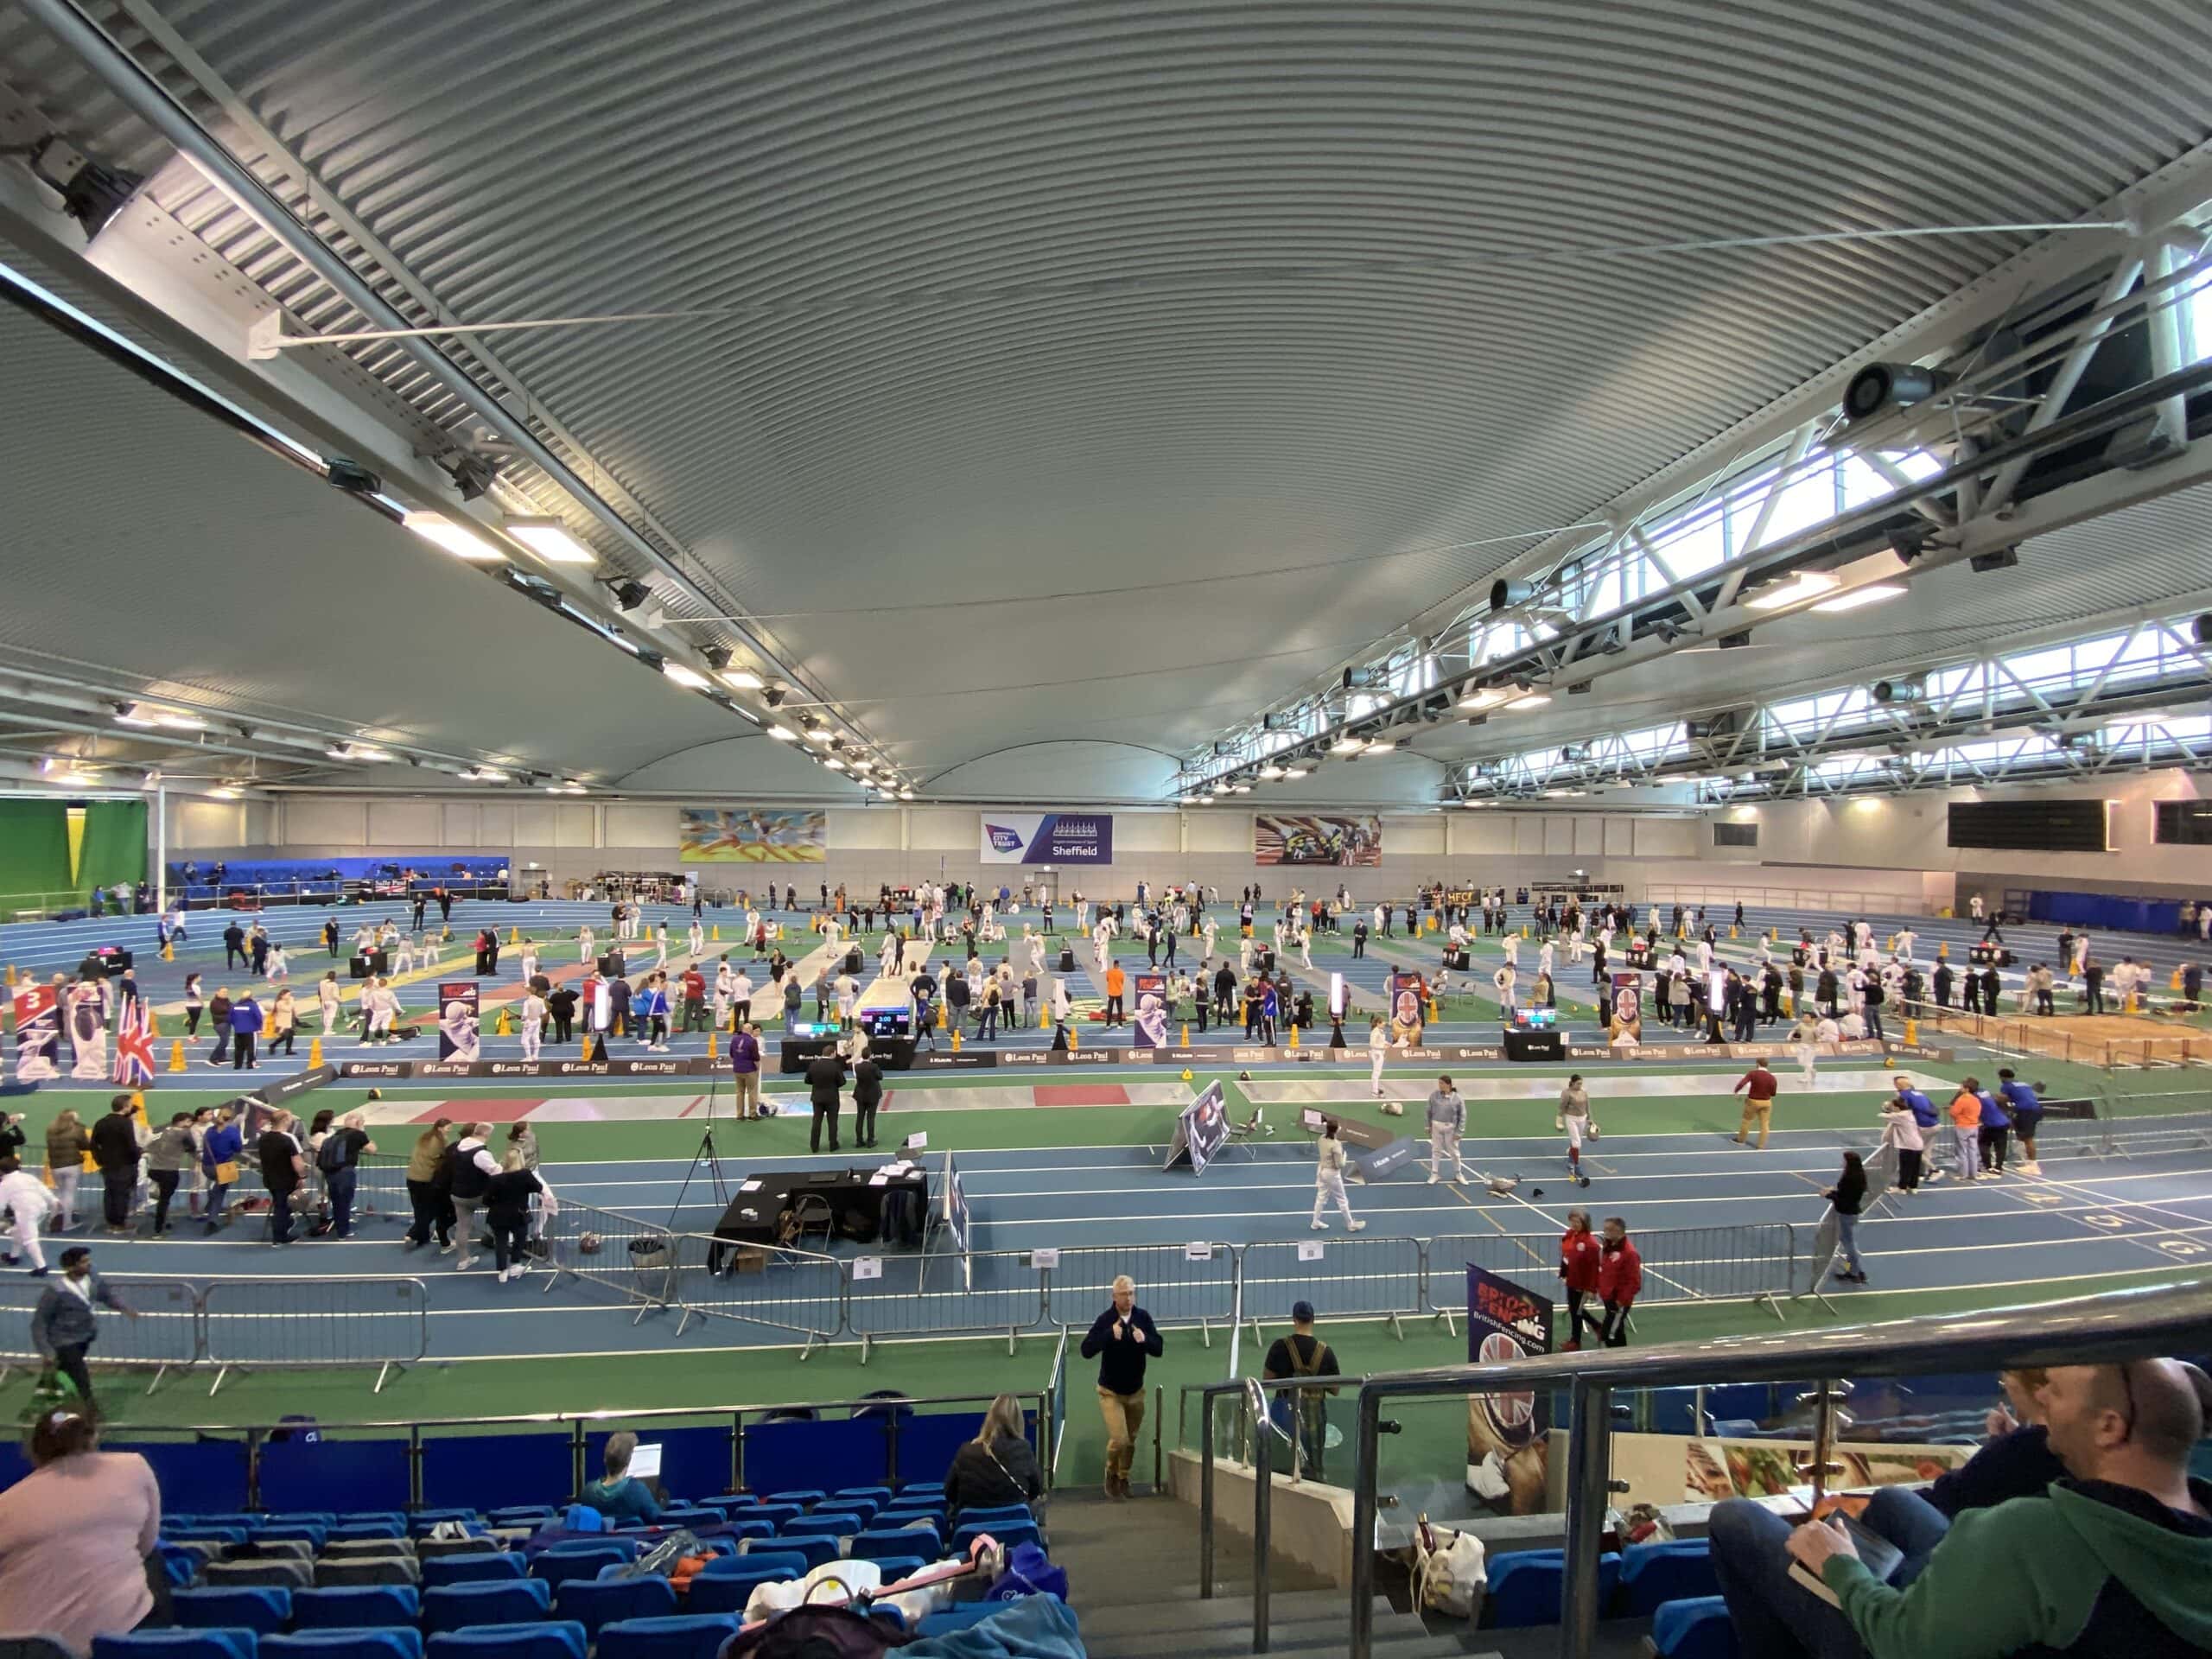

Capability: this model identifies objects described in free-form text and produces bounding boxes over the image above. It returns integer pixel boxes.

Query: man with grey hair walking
[1081,1274,1164,1500]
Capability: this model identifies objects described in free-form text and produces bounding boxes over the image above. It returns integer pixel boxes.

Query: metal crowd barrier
[538,1198,682,1322]
[1423,1224,1798,1322]
[844,1245,1048,1359]
[0,1272,204,1395]
[1237,1234,1424,1335]
[1044,1241,1236,1342]
[672,1230,845,1357]
[200,1276,430,1395]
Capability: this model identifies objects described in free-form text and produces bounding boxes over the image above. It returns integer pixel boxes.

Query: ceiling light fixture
[899,788,915,800]
[768,724,800,741]
[824,756,849,770]
[1284,766,1309,779]
[1258,765,1285,779]
[503,517,595,565]
[404,512,504,562]
[803,724,833,745]
[1503,694,1552,710]
[1811,582,1907,613]
[1331,736,1367,754]
[660,662,711,690]
[1745,571,1840,611]
[113,702,156,728]
[721,669,766,691]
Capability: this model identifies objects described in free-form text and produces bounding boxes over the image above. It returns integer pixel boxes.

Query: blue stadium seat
[741,1504,802,1530]
[264,1633,423,1659]
[1650,1596,1740,1659]
[1482,1550,1623,1629]
[951,1520,1039,1554]
[327,1523,406,1543]
[690,1497,753,1516]
[526,1548,629,1590]
[550,1576,677,1637]
[311,1559,421,1589]
[1618,1540,1721,1617]
[682,1576,776,1618]
[758,1535,838,1570]
[168,1526,251,1547]
[712,1519,773,1544]
[93,1633,258,1659]
[545,1537,641,1560]
[158,1543,205,1586]
[848,1528,940,1562]
[421,1555,524,1587]
[763,1491,825,1507]
[593,1618,740,1659]
[874,1504,945,1532]
[651,1509,721,1529]
[421,1580,554,1636]
[253,1527,330,1552]
[776,1513,863,1539]
[171,1589,289,1635]
[423,1625,586,1659]
[289,1586,422,1630]
[850,1556,925,1584]
[892,1483,940,1498]
[486,1509,556,1530]
[267,1514,340,1527]
[831,1487,892,1507]
[700,1552,810,1580]
[203,1560,313,1592]
[410,1512,483,1537]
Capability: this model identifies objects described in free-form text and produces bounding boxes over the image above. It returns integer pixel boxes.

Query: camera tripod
[665,1067,730,1231]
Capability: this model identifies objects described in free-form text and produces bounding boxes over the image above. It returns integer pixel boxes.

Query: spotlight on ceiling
[1887,524,1930,564]
[701,645,733,672]
[324,458,383,497]
[444,451,500,501]
[1489,579,1540,613]
[2196,614,2212,647]
[1872,677,1923,704]
[1842,362,1955,423]
[1968,544,2020,575]
[609,579,652,612]
[27,135,143,238]
[761,682,790,708]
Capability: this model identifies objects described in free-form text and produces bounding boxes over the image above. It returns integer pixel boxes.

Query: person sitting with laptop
[576,1430,663,1525]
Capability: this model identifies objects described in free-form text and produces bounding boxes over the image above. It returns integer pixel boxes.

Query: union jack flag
[113,997,156,1087]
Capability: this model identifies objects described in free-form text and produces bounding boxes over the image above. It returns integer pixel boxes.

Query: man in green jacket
[1712,1359,2212,1658]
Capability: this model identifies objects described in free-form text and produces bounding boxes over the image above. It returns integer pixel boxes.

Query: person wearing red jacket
[1559,1211,1603,1351]
[1586,1217,1642,1349]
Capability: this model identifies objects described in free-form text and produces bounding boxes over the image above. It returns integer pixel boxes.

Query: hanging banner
[436,981,481,1064]
[1465,1263,1555,1516]
[679,808,827,864]
[1133,971,1169,1046]
[11,985,60,1084]
[65,980,108,1080]
[980,812,1114,864]
[1255,813,1382,867]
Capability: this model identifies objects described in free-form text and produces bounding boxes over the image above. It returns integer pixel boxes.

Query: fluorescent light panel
[1811,582,1908,613]
[1745,571,1839,611]
[503,517,595,565]
[404,512,503,562]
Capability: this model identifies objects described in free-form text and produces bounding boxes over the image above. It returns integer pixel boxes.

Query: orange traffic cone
[308,1037,323,1068]
[167,1040,186,1072]
[707,1029,719,1059]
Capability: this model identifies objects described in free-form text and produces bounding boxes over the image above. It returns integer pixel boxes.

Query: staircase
[1049,1491,1495,1658]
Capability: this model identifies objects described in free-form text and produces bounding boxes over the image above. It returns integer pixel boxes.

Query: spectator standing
[483,1163,556,1282]
[403,1119,453,1250]
[852,1050,885,1148]
[257,1109,305,1246]
[1580,1217,1639,1348]
[1998,1068,2044,1174]
[0,1402,162,1650]
[198,1107,241,1234]
[88,1097,141,1235]
[1311,1118,1365,1232]
[229,991,264,1071]
[1558,1211,1602,1351]
[1878,1092,1925,1194]
[1731,1058,1779,1148]
[1977,1082,2012,1179]
[438,1123,500,1270]
[1825,1151,1870,1284]
[804,1047,846,1153]
[578,1432,663,1524]
[1426,1076,1467,1185]
[318,1112,376,1238]
[729,1023,764,1120]
[1948,1078,1986,1181]
[0,1155,56,1272]
[942,1394,1042,1526]
[44,1109,91,1235]
[29,1246,137,1407]
[1081,1275,1164,1500]
[1262,1300,1342,1478]
[143,1112,195,1235]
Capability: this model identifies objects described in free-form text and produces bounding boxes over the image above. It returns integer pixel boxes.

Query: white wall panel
[283,798,365,846]
[1604,818,1634,856]
[477,804,516,846]
[513,802,557,845]
[830,809,902,850]
[1633,819,1697,858]
[1186,811,1249,854]
[1543,817,1575,855]
[1575,817,1605,855]
[1514,815,1547,855]
[554,804,598,848]
[1388,816,1445,857]
[603,804,672,849]
[366,801,440,846]
[169,799,247,849]
[440,804,478,847]
[1454,814,1517,855]
[1116,813,1179,853]
[910,809,974,852]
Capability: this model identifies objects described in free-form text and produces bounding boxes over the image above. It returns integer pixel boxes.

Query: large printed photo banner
[979,811,1114,864]
[1254,813,1382,867]
[437,981,481,1063]
[1133,971,1169,1046]
[11,984,60,1083]
[1465,1263,1554,1516]
[678,808,828,864]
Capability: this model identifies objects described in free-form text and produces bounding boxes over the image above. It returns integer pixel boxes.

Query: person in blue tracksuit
[1996,1069,2044,1174]
[1977,1085,2012,1178]
[1890,1077,1943,1182]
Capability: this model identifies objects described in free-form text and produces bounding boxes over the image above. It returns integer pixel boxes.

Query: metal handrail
[1344,1275,2212,1659]
[1195,1373,1352,1649]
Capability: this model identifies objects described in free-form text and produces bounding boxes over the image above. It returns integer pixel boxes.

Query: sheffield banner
[1465,1262,1555,1516]
[436,981,481,1063]
[11,984,60,1084]
[979,811,1114,864]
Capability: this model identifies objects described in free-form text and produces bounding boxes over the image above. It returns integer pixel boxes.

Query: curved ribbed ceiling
[15,0,2212,787]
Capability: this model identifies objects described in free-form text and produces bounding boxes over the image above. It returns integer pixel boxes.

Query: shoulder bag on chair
[1411,1514,1486,1619]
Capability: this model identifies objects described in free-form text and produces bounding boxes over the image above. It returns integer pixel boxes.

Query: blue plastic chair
[327,1522,407,1543]
[593,1617,740,1659]
[711,1519,774,1545]
[1650,1596,1741,1659]
[874,1504,945,1531]
[171,1590,289,1635]
[545,1536,641,1560]
[251,1526,330,1553]
[831,1487,892,1506]
[758,1535,839,1569]
[422,1554,524,1588]
[741,1504,801,1530]
[652,1509,721,1529]
[527,1548,628,1590]
[701,1552,810,1580]
[267,1514,339,1528]
[892,1482,940,1498]
[1482,1549,1623,1629]
[550,1576,677,1637]
[289,1586,422,1630]
[93,1634,259,1659]
[763,1491,825,1508]
[168,1526,251,1548]
[331,1515,404,1529]
[683,1576,780,1618]
[423,1626,586,1659]
[951,1520,1040,1554]
[776,1513,863,1539]
[410,1511,484,1536]
[957,1503,1032,1523]
[848,1528,939,1562]
[263,1634,423,1659]
[1618,1540,1721,1617]
[421,1580,553,1636]
[486,1509,556,1530]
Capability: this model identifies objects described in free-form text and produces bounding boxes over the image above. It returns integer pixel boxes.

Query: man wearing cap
[1262,1300,1343,1478]
[30,1245,137,1406]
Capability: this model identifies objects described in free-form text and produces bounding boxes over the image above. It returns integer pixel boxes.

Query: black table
[1503,1027,1565,1062]
[709,1166,931,1257]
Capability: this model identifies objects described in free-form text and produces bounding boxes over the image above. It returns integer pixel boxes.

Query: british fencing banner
[1464,1263,1554,1516]
[11,984,60,1083]
[978,811,1114,865]
[1134,971,1169,1047]
[1389,970,1428,1034]
[112,998,156,1088]
[437,981,481,1063]
[65,980,108,1080]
